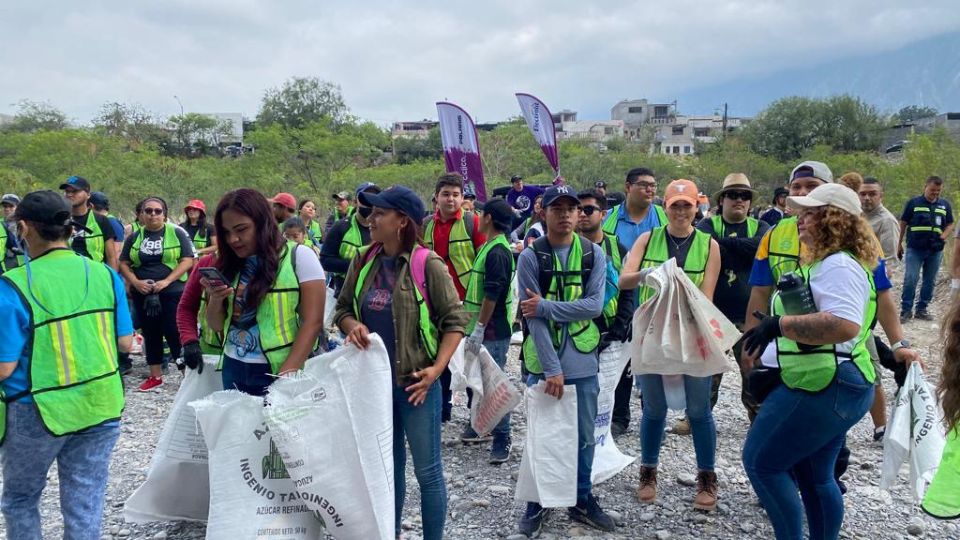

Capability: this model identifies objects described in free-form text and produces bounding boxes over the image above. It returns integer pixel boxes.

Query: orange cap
[664,179,699,208]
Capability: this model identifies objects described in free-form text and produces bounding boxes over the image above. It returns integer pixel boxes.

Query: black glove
[741,311,782,358]
[144,293,161,318]
[182,341,204,374]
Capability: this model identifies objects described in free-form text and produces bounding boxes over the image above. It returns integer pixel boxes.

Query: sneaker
[636,466,658,503]
[517,502,549,538]
[138,376,163,392]
[460,425,493,443]
[672,417,691,435]
[568,493,616,532]
[610,422,627,437]
[900,312,912,324]
[915,310,933,321]
[873,426,886,442]
[693,471,718,512]
[489,436,512,464]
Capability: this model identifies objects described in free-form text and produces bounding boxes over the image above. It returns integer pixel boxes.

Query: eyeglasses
[142,208,164,216]
[723,191,753,201]
[580,205,601,216]
[630,181,657,191]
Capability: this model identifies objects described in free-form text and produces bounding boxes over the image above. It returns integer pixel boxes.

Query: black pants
[132,286,184,366]
[612,364,633,429]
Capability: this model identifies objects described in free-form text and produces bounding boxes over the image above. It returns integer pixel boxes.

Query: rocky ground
[3,275,958,540]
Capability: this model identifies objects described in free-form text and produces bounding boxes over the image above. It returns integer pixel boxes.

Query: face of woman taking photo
[220,209,257,258]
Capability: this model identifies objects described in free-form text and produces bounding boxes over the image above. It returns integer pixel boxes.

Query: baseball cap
[510,175,523,183]
[59,175,91,192]
[772,187,789,203]
[594,180,607,189]
[184,199,206,213]
[542,185,580,208]
[270,192,297,211]
[786,183,861,217]
[482,197,513,230]
[359,185,426,226]
[1,194,20,206]
[89,191,110,209]
[790,161,833,184]
[15,190,73,225]
[357,182,380,196]
[664,179,699,208]
[332,191,354,202]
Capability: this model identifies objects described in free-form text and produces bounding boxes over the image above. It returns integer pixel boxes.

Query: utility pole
[721,102,728,136]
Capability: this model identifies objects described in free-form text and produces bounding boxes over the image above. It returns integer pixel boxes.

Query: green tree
[892,105,938,124]
[257,77,349,129]
[4,100,69,133]
[92,102,167,148]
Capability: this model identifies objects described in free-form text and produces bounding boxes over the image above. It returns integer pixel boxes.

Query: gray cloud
[2,1,959,125]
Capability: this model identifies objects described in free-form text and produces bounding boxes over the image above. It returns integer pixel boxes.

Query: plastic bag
[591,341,635,483]
[629,259,739,377]
[450,346,522,435]
[880,363,946,500]
[264,336,395,540]
[323,287,337,329]
[515,383,578,507]
[124,355,222,523]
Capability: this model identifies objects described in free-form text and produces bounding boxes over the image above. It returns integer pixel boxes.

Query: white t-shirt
[224,245,326,364]
[760,252,869,368]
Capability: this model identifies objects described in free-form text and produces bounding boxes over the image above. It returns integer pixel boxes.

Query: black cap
[358,185,426,226]
[482,197,513,231]
[90,191,110,209]
[15,190,73,225]
[773,187,789,203]
[594,180,607,188]
[59,175,91,192]
[510,175,523,183]
[542,185,580,208]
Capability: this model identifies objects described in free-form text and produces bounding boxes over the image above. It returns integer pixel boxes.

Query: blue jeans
[1,402,120,540]
[526,373,600,500]
[742,361,874,540]
[221,356,273,396]
[637,374,716,471]
[901,247,943,313]
[393,379,446,540]
[485,338,512,438]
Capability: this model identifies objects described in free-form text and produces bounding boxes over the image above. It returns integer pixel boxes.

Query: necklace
[668,230,693,251]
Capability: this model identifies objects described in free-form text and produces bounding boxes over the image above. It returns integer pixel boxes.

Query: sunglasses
[580,205,602,216]
[142,208,164,216]
[723,191,753,201]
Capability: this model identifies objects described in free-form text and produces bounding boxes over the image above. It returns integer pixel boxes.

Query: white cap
[786,183,861,217]
[790,160,833,184]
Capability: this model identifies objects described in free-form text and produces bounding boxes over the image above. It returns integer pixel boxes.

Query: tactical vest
[424,211,477,292]
[638,226,711,303]
[129,224,188,282]
[463,235,514,334]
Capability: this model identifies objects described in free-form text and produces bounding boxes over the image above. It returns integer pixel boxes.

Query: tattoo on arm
[782,312,858,345]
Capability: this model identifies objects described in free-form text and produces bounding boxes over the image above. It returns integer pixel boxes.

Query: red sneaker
[138,376,163,392]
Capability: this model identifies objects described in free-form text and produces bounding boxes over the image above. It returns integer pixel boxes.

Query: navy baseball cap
[90,191,110,209]
[59,175,91,192]
[356,182,380,196]
[359,185,426,226]
[15,190,72,225]
[542,185,580,208]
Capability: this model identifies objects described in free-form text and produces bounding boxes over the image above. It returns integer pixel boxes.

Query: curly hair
[940,298,960,432]
[802,206,881,269]
[839,172,864,192]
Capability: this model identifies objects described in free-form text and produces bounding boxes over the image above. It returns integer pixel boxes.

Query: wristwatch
[892,339,911,351]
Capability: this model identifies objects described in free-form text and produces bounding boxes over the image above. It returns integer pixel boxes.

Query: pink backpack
[362,243,432,312]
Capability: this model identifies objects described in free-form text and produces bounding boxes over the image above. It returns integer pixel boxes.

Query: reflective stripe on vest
[770,255,877,392]
[424,213,477,292]
[602,204,667,236]
[81,211,106,263]
[601,234,623,325]
[522,236,600,374]
[638,226,711,303]
[198,291,224,354]
[191,225,210,250]
[129,223,187,282]
[336,215,365,276]
[1,249,124,439]
[710,215,758,238]
[922,427,960,519]
[353,245,440,359]
[221,242,302,374]
[766,216,801,282]
[307,220,323,246]
[463,235,514,334]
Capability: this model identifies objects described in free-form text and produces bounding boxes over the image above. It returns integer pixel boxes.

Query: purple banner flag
[515,93,560,180]
[436,102,487,202]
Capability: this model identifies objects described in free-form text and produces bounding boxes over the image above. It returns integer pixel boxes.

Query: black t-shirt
[665,232,696,268]
[182,222,215,245]
[121,226,195,286]
[481,242,514,341]
[70,210,116,260]
[697,217,769,324]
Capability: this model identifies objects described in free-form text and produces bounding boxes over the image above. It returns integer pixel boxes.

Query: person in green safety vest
[461,197,515,462]
[619,178,722,512]
[119,197,195,392]
[180,199,217,256]
[334,185,467,540]
[203,189,326,396]
[60,175,119,270]
[0,190,133,539]
[576,188,635,438]
[325,189,357,237]
[923,302,960,519]
[320,182,380,295]
[296,198,324,248]
[602,167,668,264]
[739,183,885,539]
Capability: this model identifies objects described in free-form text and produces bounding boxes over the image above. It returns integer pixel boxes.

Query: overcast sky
[2,1,959,126]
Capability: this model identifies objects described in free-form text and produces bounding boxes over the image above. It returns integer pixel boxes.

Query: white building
[557,120,625,142]
[652,115,748,155]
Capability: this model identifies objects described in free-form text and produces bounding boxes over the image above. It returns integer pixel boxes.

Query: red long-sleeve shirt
[176,254,218,345]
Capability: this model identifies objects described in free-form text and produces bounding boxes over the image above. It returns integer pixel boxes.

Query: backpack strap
[579,235,595,284]
[530,235,554,298]
[409,245,432,314]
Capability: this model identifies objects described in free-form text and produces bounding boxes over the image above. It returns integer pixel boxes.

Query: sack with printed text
[592,341,635,483]
[451,346,521,435]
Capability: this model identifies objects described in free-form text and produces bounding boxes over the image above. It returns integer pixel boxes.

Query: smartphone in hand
[198,267,230,288]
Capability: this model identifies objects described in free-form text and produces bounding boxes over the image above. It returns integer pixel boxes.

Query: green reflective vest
[638,226,712,303]
[0,224,22,273]
[198,290,224,355]
[464,235,514,334]
[770,255,877,392]
[923,426,960,519]
[600,234,623,325]
[128,223,188,282]
[353,245,440,359]
[306,220,323,247]
[221,242,302,374]
[78,211,106,263]
[0,249,124,441]
[187,223,211,251]
[336,215,366,276]
[424,212,477,293]
[522,236,601,374]
[710,215,759,238]
[766,216,802,281]
[602,204,667,237]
